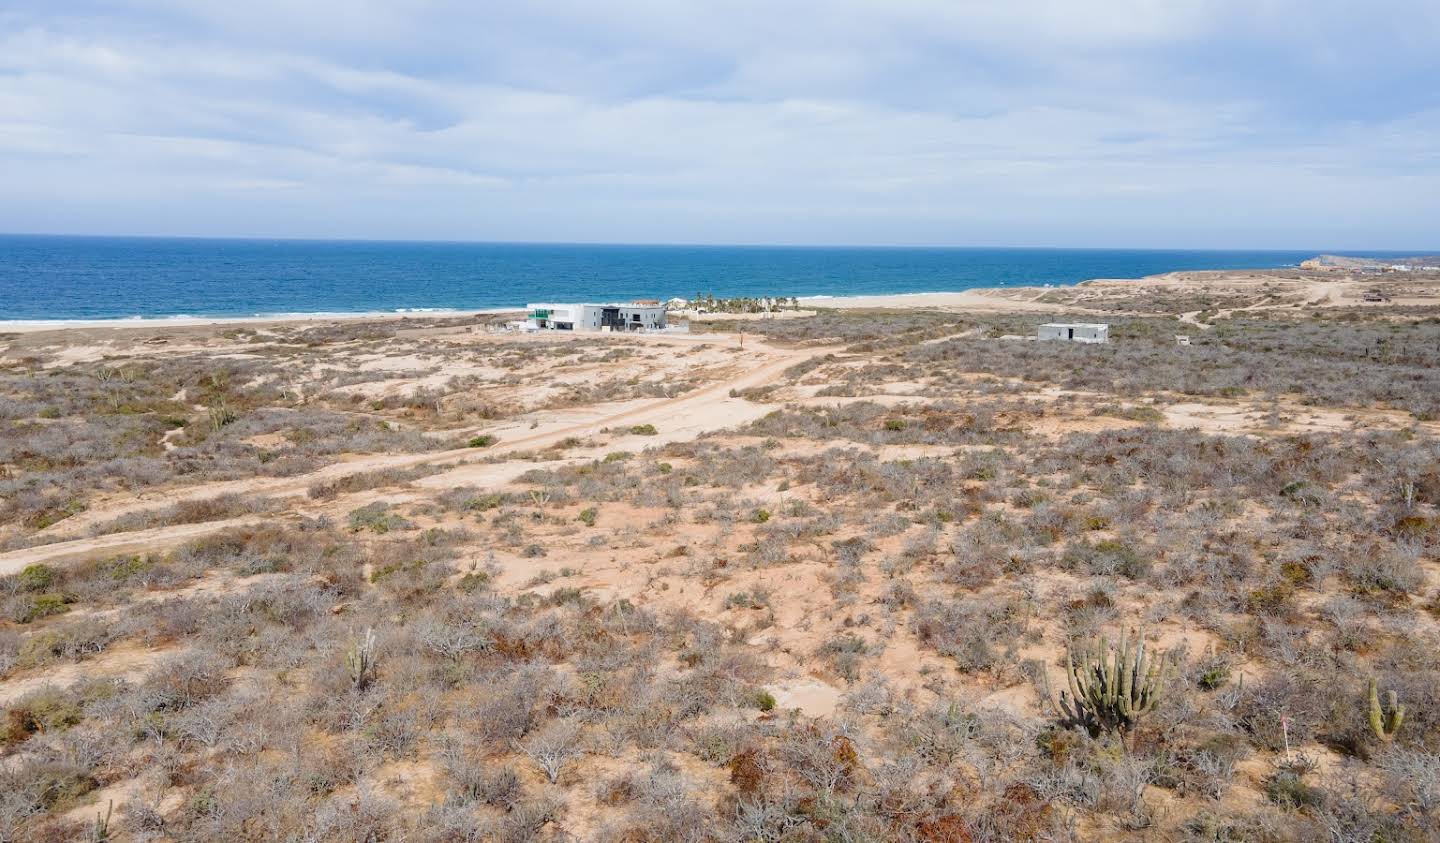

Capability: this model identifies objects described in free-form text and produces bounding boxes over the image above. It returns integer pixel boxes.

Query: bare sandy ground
[0,336,831,575]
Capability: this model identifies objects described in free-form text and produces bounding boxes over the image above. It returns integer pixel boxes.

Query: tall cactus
[346,627,378,691]
[1368,678,1404,743]
[1045,629,1171,739]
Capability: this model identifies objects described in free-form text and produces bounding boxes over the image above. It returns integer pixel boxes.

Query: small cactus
[346,627,378,691]
[90,800,113,842]
[1368,678,1404,743]
[207,400,236,432]
[1044,629,1171,739]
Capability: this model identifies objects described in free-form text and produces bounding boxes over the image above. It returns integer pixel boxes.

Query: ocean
[0,235,1397,323]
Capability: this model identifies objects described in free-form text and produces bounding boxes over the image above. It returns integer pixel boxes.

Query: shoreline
[0,286,1077,333]
[0,265,1366,333]
[0,308,523,334]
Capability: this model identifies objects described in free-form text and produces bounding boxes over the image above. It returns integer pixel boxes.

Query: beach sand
[0,308,522,335]
[799,288,1064,312]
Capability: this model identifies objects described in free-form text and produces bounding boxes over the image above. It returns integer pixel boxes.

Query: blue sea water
[0,235,1409,322]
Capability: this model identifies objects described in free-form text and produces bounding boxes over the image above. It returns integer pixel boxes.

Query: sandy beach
[0,308,523,335]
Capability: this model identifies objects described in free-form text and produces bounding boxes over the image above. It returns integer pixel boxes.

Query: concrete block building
[1038,323,1109,344]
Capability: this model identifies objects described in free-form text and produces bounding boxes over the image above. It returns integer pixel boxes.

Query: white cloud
[0,1,1437,246]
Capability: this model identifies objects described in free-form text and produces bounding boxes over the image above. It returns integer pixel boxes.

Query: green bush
[107,555,154,582]
[15,593,73,624]
[457,571,491,593]
[628,424,658,436]
[752,508,771,524]
[1197,663,1232,691]
[462,493,505,512]
[547,587,585,606]
[2,687,84,745]
[17,564,58,592]
[578,507,598,527]
[26,762,97,810]
[467,434,497,448]
[347,503,414,534]
[1264,771,1326,809]
[369,558,428,583]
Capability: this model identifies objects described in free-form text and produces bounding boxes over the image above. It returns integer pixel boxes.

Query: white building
[527,302,668,332]
[1038,323,1109,344]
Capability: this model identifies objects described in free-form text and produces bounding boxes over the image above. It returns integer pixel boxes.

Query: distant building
[526,302,668,332]
[1038,323,1109,344]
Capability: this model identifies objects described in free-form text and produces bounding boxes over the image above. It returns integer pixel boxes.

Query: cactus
[345,627,378,691]
[1368,678,1404,743]
[1044,629,1171,739]
[90,800,112,842]
[207,400,236,433]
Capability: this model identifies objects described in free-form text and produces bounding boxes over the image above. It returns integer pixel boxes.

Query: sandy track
[0,339,826,575]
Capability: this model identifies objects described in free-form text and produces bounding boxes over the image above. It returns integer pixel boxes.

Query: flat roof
[527,302,667,308]
[1040,322,1109,329]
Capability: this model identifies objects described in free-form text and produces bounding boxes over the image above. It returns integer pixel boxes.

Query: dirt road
[0,337,828,575]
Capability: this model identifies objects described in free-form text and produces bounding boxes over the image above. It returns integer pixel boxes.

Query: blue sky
[1,1,1437,248]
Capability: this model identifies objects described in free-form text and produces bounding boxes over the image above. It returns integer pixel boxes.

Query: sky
[1,1,1438,248]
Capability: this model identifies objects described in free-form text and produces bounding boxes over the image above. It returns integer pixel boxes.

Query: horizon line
[2,230,1435,255]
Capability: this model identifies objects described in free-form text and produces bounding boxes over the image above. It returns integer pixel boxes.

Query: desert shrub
[347,502,414,534]
[307,465,435,500]
[88,494,281,537]
[1232,671,1339,752]
[1341,546,1425,596]
[1062,538,1151,580]
[1,686,85,746]
[141,652,232,712]
[913,596,1030,674]
[15,564,57,592]
[14,619,118,669]
[518,717,583,783]
[4,592,73,624]
[4,759,97,813]
[465,664,553,747]
[816,633,870,682]
[1264,770,1327,809]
